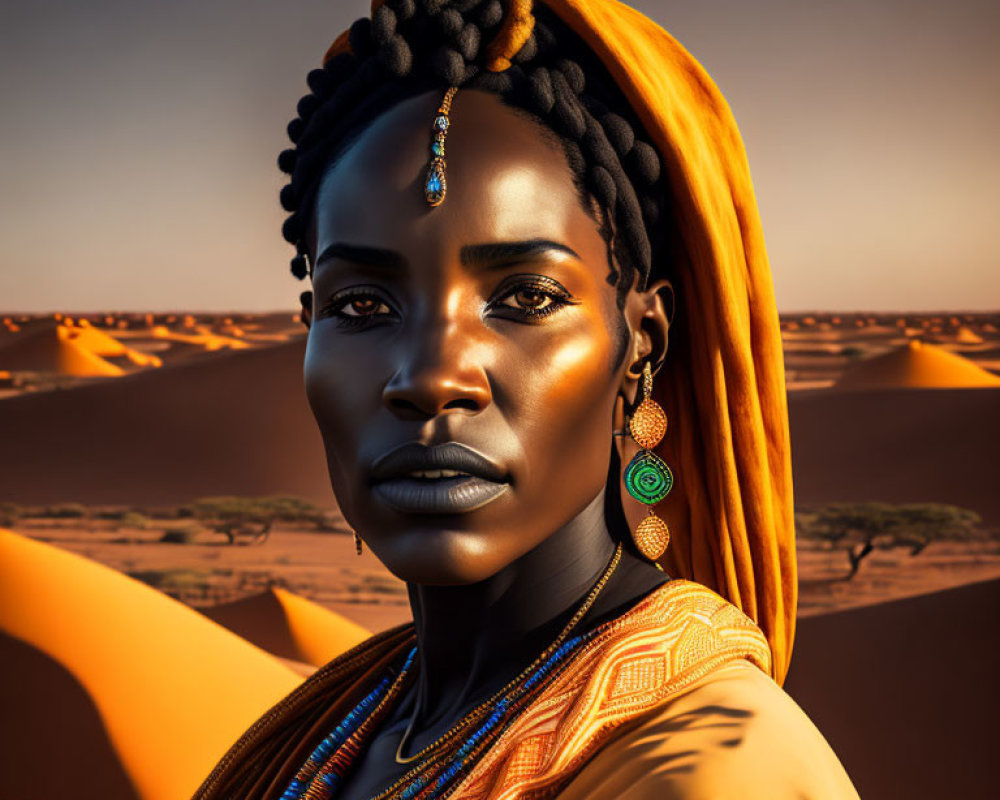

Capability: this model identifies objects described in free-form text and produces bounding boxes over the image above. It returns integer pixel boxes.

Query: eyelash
[318,278,577,330]
[490,277,576,319]
[318,287,397,330]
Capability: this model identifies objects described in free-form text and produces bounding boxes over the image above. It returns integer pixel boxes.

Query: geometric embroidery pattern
[452,579,772,800]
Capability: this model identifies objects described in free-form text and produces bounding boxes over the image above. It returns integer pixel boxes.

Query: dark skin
[300,89,674,798]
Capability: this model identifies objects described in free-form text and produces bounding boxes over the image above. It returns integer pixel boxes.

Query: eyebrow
[314,238,581,273]
[315,242,406,271]
[460,239,581,268]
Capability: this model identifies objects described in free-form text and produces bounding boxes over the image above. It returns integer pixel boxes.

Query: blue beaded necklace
[392,631,592,800]
[280,647,418,800]
[282,541,622,800]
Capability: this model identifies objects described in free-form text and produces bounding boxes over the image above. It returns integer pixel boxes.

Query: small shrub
[159,525,200,544]
[128,568,208,591]
[45,502,88,519]
[121,511,149,530]
[0,502,21,528]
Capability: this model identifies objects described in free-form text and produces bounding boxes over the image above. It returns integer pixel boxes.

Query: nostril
[443,398,480,412]
[388,397,426,417]
[386,395,483,418]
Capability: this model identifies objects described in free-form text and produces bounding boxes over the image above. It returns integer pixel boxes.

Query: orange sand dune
[0,323,124,376]
[951,325,985,344]
[785,578,999,800]
[200,586,369,667]
[835,339,1000,389]
[0,339,334,506]
[150,324,250,351]
[0,321,161,374]
[67,321,162,367]
[0,529,301,800]
[788,386,1000,523]
[1,630,142,799]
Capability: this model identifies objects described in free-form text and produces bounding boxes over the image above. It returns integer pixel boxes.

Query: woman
[195,1,859,798]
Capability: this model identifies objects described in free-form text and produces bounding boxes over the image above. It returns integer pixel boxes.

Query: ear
[620,277,673,404]
[299,290,313,330]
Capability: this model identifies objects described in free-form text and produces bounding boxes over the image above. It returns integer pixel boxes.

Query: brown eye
[346,298,378,315]
[341,296,391,317]
[318,288,397,327]
[488,276,577,321]
[500,288,554,312]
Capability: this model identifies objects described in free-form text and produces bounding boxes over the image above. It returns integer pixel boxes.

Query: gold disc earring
[624,362,673,560]
[353,531,363,556]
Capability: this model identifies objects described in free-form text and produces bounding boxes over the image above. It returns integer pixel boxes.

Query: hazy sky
[1,0,997,312]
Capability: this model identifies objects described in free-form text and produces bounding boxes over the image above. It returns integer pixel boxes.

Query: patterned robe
[193,580,858,799]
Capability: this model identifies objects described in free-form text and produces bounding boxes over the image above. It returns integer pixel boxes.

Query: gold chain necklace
[391,541,623,770]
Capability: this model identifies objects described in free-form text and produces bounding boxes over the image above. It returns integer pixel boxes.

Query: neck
[402,490,668,735]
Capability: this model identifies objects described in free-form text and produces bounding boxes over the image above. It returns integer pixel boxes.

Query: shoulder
[558,661,860,800]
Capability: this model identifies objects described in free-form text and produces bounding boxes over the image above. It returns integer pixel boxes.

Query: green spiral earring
[624,362,673,560]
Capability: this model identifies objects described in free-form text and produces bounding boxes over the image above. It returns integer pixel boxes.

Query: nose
[382,318,492,420]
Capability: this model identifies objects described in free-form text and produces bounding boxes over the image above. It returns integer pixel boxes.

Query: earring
[353,530,363,556]
[624,362,673,560]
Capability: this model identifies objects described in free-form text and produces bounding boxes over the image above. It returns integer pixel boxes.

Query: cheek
[508,311,620,489]
[303,331,380,490]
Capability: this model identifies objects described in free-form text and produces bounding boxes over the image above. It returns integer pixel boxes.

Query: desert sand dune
[149,324,250,351]
[835,339,1000,389]
[64,320,161,366]
[0,529,302,800]
[0,322,124,376]
[0,339,334,507]
[952,325,985,344]
[0,630,141,799]
[0,320,163,374]
[200,585,369,667]
[788,386,1000,523]
[785,578,999,800]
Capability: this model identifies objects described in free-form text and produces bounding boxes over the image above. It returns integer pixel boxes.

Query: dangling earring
[353,531,363,556]
[624,362,673,560]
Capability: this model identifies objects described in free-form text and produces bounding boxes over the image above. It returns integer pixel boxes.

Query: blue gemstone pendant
[425,158,446,206]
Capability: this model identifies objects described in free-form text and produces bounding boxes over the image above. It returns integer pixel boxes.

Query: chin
[373,527,515,586]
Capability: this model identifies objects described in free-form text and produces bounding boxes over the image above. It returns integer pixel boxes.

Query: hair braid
[278,0,673,305]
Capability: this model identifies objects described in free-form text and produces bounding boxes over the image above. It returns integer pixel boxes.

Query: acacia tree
[192,495,323,545]
[795,502,984,580]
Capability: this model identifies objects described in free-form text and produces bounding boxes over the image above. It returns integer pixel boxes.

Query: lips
[369,442,510,514]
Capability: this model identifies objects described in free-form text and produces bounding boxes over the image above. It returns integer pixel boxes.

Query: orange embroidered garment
[452,580,771,799]
[195,580,777,799]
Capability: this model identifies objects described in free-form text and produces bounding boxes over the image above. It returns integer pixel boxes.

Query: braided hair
[279,0,673,309]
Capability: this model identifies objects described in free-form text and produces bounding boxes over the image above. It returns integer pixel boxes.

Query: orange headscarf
[327,0,797,685]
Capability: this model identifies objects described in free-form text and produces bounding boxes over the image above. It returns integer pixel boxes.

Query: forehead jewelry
[424,86,459,207]
[624,362,674,561]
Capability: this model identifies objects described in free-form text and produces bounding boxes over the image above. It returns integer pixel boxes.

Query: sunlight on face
[303,89,632,585]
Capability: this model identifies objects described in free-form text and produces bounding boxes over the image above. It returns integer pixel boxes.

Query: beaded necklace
[395,540,623,767]
[280,648,418,800]
[282,542,623,800]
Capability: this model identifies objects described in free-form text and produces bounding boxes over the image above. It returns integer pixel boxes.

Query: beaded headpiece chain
[424,86,458,207]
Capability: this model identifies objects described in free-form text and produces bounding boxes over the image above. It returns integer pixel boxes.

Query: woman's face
[304,89,658,585]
